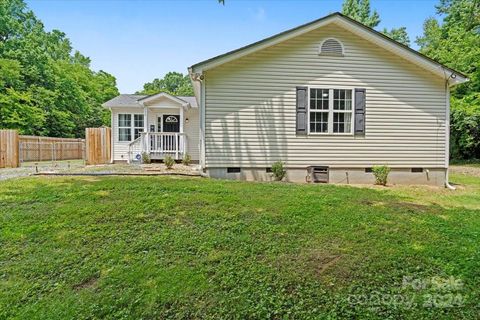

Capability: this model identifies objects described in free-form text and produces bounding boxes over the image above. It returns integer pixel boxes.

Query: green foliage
[271,161,287,181]
[164,155,175,169]
[416,0,480,160]
[141,152,151,164]
[137,71,194,96]
[182,153,191,166]
[342,0,410,46]
[342,0,380,28]
[382,26,410,46]
[450,94,480,159]
[0,174,479,318]
[0,0,119,137]
[372,165,391,186]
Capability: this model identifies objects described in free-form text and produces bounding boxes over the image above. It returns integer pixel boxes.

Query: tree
[137,72,194,96]
[382,27,410,46]
[416,0,480,159]
[0,0,119,137]
[342,0,380,28]
[341,0,410,46]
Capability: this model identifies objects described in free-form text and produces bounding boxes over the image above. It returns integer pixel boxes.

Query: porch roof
[102,93,197,109]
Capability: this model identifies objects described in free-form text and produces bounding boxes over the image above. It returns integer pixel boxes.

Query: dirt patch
[387,202,432,213]
[310,254,342,275]
[450,165,480,178]
[275,248,349,283]
[73,276,99,291]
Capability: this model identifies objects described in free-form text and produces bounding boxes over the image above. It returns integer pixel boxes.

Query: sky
[26,0,441,94]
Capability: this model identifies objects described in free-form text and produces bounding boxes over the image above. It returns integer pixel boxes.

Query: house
[103,93,199,163]
[103,12,468,186]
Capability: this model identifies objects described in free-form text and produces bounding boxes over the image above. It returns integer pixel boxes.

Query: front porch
[126,92,194,163]
[128,132,187,162]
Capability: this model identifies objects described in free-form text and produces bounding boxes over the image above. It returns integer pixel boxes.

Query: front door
[162,115,180,133]
[161,115,180,152]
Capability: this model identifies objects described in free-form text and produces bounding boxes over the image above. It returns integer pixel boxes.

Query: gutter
[188,69,206,172]
[442,68,468,190]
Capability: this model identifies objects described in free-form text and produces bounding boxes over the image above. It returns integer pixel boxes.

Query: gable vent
[319,38,344,56]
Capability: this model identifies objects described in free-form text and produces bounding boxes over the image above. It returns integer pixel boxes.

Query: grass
[1,173,479,319]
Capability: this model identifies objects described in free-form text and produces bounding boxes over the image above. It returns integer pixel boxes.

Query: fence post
[0,130,20,168]
[85,127,111,165]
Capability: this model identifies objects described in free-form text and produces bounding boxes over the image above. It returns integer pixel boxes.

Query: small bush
[164,155,175,169]
[372,165,390,186]
[271,161,287,181]
[141,152,151,164]
[182,154,191,166]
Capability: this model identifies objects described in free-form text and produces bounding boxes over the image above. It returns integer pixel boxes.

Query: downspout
[443,69,456,190]
[189,69,207,177]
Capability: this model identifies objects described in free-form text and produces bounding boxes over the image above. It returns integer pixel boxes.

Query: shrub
[164,155,175,169]
[372,165,390,186]
[450,96,480,160]
[182,154,191,166]
[271,161,287,181]
[141,152,151,164]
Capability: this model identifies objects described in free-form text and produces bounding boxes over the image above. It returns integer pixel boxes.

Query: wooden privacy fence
[0,130,20,168]
[85,127,111,165]
[19,135,85,162]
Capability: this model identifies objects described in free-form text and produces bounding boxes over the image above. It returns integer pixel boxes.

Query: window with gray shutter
[354,88,366,135]
[296,86,308,135]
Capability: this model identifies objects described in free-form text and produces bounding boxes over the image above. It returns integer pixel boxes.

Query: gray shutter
[296,86,308,135]
[354,88,366,135]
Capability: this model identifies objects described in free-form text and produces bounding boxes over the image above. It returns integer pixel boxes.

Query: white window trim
[133,114,144,140]
[117,113,144,142]
[307,86,355,136]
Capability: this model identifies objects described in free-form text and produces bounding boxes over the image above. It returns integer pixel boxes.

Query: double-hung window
[118,114,132,142]
[118,114,144,142]
[133,114,144,139]
[309,88,353,134]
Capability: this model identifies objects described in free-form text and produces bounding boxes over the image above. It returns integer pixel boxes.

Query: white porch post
[179,107,184,133]
[143,105,148,132]
[143,105,150,153]
[179,107,184,158]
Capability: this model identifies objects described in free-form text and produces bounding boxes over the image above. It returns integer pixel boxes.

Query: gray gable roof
[102,94,146,107]
[176,96,197,107]
[103,94,197,108]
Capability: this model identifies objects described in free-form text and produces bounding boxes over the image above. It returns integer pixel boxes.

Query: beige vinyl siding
[184,108,200,160]
[204,23,446,168]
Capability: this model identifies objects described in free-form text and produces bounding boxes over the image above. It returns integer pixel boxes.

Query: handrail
[128,132,187,161]
[127,133,145,163]
[128,134,143,147]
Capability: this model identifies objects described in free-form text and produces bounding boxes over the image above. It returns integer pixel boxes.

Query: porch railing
[128,132,187,163]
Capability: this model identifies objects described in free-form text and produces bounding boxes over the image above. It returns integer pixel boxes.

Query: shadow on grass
[0,176,479,319]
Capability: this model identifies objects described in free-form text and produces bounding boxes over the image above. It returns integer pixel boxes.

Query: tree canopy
[0,0,118,138]
[137,72,194,96]
[341,0,410,46]
[416,0,480,159]
[342,0,380,28]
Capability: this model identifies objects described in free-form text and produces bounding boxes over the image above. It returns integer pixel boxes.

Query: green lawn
[1,173,479,319]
